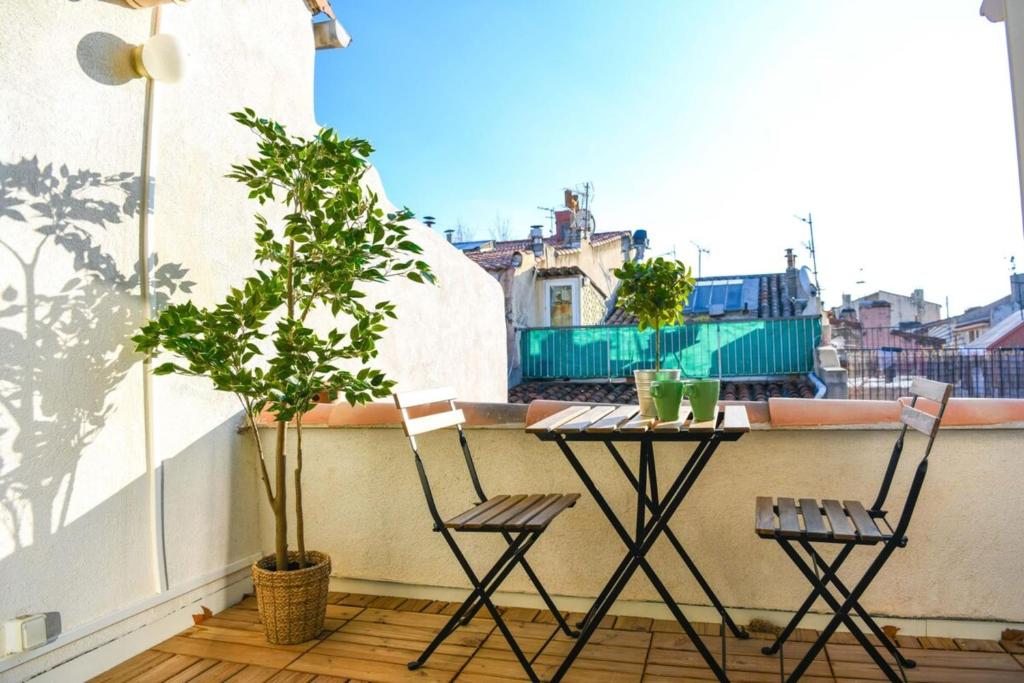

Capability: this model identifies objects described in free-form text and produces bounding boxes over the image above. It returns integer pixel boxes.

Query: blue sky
[315,1,1023,316]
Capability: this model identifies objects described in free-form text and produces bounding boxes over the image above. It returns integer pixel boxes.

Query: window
[685,278,756,314]
[544,278,580,327]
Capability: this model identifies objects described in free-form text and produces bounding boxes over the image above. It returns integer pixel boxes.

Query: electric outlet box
[3,615,48,655]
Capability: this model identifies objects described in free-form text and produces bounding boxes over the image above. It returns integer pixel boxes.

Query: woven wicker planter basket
[252,551,331,644]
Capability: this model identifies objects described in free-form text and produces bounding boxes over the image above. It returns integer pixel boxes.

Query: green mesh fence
[520,317,822,379]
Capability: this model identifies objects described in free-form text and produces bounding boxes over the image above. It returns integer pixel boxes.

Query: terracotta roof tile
[508,377,816,404]
[466,250,523,271]
[463,231,631,272]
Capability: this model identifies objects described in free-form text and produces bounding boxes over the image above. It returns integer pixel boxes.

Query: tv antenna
[794,212,821,293]
[537,207,558,235]
[691,241,710,278]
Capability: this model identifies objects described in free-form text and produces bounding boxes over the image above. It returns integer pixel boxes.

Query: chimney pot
[529,225,544,258]
[785,248,797,271]
[444,229,454,243]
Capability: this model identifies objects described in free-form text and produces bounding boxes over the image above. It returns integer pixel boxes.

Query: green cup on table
[684,379,720,422]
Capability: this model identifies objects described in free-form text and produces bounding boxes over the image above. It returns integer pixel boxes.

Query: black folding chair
[753,377,953,682]
[394,387,580,681]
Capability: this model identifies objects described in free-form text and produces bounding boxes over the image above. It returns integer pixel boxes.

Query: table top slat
[722,405,751,433]
[526,406,590,433]
[557,406,616,433]
[653,410,693,432]
[686,404,720,432]
[619,417,656,432]
[586,405,640,433]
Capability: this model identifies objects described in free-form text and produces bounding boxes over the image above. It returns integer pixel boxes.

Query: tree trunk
[654,324,661,372]
[294,418,306,569]
[274,419,287,571]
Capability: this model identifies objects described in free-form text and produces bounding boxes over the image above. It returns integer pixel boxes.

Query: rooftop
[462,230,631,272]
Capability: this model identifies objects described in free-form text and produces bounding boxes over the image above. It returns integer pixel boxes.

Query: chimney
[1012,273,1024,310]
[784,248,799,302]
[554,210,573,244]
[529,225,544,259]
[423,215,436,229]
[842,293,852,308]
[444,229,454,243]
[631,229,648,261]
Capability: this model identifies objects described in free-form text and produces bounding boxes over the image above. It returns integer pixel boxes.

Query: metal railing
[842,347,1024,400]
[520,317,822,380]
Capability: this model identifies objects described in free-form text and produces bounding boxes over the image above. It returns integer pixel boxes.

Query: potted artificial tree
[133,110,434,644]
[612,257,696,417]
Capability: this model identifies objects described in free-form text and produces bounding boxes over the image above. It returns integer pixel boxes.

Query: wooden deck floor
[93,591,1024,682]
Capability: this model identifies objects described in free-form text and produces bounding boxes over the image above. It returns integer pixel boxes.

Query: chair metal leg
[457,532,543,625]
[776,538,906,683]
[799,540,916,669]
[511,552,580,637]
[409,531,540,679]
[762,542,855,655]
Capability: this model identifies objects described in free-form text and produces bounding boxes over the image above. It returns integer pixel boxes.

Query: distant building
[965,309,1024,349]
[833,289,942,328]
[509,248,828,404]
[450,190,644,382]
[830,300,944,350]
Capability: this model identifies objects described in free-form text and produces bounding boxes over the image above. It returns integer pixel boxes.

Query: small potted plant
[133,110,434,644]
[612,257,696,417]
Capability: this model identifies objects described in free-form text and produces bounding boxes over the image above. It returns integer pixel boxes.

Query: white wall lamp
[313,19,352,50]
[131,33,184,83]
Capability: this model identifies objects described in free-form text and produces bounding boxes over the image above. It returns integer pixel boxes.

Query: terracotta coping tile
[257,398,1024,430]
[257,401,527,428]
[772,397,1024,428]
[898,397,1024,427]
[769,398,901,428]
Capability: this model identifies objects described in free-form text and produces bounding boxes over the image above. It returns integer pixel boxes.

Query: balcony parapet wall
[252,397,1024,628]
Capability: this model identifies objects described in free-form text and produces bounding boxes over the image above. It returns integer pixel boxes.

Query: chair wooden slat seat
[446,494,580,532]
[754,496,890,544]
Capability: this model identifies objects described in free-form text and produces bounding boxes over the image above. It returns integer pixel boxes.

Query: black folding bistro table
[527,402,752,683]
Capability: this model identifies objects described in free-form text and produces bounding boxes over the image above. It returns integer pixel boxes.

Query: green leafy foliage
[134,110,434,423]
[612,258,696,371]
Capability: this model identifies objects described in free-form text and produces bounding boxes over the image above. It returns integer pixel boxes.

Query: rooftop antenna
[537,206,557,235]
[794,212,821,294]
[691,241,710,278]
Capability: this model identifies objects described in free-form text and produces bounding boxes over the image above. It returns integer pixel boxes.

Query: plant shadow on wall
[0,157,194,562]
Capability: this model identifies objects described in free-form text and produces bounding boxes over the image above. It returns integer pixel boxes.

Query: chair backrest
[393,387,486,528]
[877,377,954,539]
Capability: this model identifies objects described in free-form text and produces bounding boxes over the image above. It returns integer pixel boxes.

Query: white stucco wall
[0,1,504,678]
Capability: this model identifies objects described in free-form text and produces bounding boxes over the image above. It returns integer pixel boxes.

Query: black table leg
[551,435,729,683]
[604,441,749,639]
